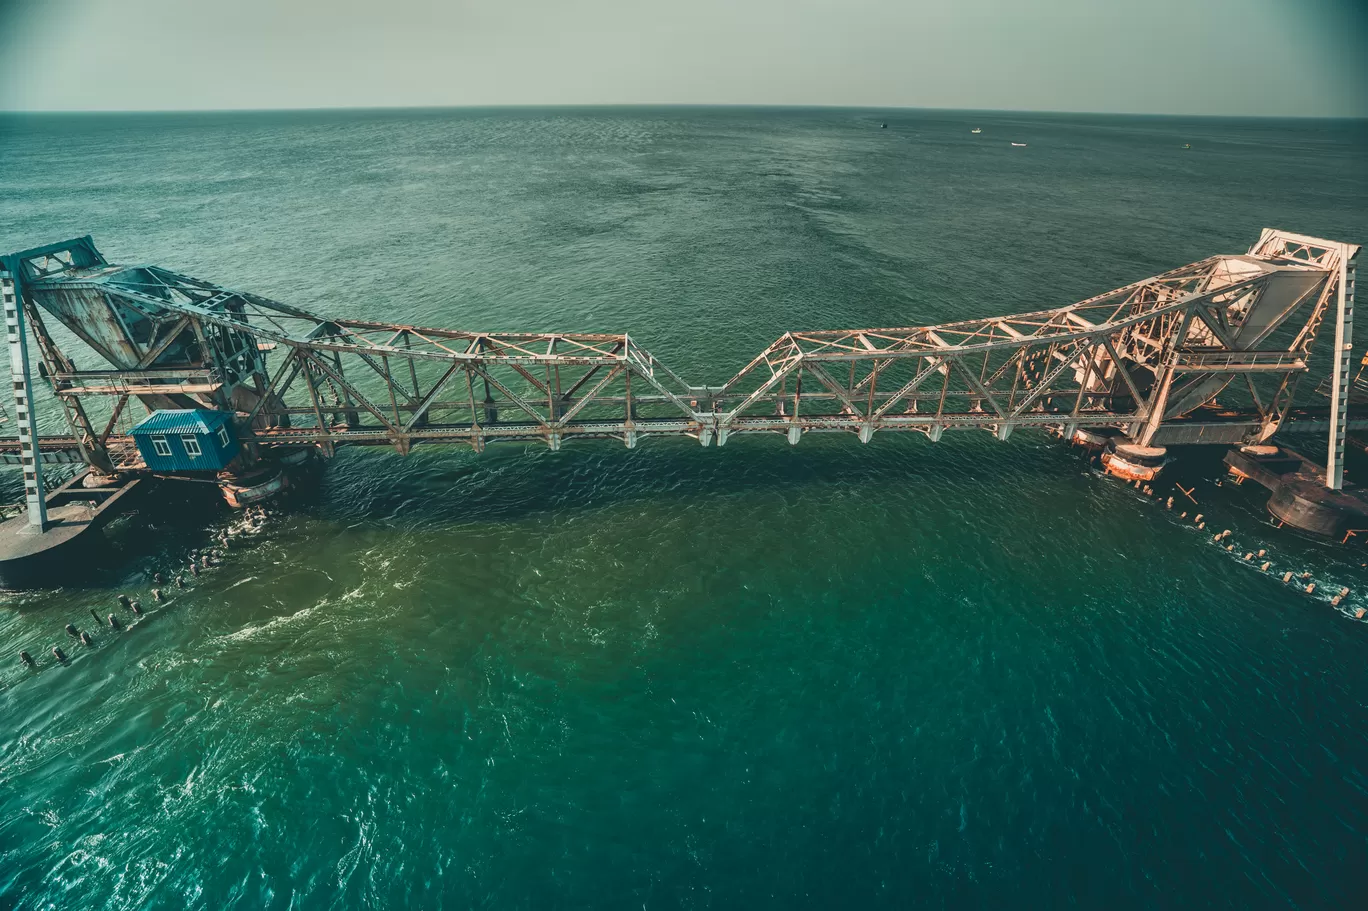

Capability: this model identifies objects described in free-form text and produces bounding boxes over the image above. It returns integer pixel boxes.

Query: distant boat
[971,128,982,134]
[880,123,887,129]
[1182,143,1192,149]
[1011,142,1027,147]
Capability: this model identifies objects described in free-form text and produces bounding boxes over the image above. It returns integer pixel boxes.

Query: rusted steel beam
[0,230,1357,466]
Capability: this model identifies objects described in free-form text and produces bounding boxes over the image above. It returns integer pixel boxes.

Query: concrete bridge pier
[0,270,144,586]
[1101,443,1169,483]
[1068,427,1170,482]
[1224,445,1368,540]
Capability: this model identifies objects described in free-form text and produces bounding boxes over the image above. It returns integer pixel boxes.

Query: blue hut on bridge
[129,409,239,472]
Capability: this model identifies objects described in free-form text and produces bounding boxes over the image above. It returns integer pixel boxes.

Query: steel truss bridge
[0,229,1359,493]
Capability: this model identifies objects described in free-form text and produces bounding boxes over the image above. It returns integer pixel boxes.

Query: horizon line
[2,102,1365,121]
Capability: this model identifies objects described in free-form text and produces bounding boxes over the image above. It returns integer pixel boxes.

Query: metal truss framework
[0,230,1358,480]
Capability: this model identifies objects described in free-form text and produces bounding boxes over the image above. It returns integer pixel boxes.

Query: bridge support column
[1102,443,1168,482]
[1327,252,1356,490]
[2,270,48,533]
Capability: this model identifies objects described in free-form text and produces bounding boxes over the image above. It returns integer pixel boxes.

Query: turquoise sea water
[1,108,1367,908]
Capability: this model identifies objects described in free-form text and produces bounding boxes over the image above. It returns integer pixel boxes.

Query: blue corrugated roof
[128,409,233,436]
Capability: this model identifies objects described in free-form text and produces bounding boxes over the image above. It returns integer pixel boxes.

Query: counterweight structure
[0,229,1359,552]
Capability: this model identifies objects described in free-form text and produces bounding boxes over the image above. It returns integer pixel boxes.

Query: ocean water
[0,107,1367,909]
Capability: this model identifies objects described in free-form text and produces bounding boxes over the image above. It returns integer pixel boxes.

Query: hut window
[217,426,231,448]
[183,436,203,458]
[152,437,172,458]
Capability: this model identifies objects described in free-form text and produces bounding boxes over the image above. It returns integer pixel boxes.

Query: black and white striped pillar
[1327,249,1357,491]
[2,270,49,532]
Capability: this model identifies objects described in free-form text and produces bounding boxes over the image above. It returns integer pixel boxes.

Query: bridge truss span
[0,229,1357,478]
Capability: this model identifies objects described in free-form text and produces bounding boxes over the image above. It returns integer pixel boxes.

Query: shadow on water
[1,479,233,601]
[326,433,1368,531]
[11,434,1072,594]
[9,432,1368,593]
[289,430,1088,526]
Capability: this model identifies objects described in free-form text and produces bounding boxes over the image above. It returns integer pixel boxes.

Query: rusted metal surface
[0,230,1359,477]
[1100,445,1167,483]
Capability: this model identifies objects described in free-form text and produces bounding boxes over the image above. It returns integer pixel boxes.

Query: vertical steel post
[1326,249,1356,490]
[2,270,49,531]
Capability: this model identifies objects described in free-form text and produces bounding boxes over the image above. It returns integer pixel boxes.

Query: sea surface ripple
[0,108,1366,909]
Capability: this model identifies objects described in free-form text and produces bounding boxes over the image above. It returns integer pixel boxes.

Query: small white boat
[1011,142,1027,147]
[971,128,982,134]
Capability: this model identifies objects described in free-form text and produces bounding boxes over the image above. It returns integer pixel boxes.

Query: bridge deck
[0,229,1357,479]
[0,406,1354,469]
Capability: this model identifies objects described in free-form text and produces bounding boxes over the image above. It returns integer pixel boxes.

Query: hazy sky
[2,0,1365,116]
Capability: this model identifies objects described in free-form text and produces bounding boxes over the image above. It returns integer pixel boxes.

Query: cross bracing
[0,230,1357,473]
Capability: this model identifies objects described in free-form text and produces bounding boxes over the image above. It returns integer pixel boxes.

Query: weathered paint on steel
[129,409,238,472]
[0,230,1358,488]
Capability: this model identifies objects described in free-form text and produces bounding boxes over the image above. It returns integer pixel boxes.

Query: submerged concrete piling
[51,647,66,662]
[80,631,93,647]
[130,600,142,615]
[90,609,103,625]
[20,650,35,668]
[108,614,122,630]
[64,623,78,637]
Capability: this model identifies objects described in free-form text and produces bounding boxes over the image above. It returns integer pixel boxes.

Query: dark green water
[1,108,1367,909]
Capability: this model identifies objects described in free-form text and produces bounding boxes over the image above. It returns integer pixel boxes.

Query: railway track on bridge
[0,228,1358,585]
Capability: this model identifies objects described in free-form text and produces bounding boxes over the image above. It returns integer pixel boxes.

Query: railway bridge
[0,229,1359,585]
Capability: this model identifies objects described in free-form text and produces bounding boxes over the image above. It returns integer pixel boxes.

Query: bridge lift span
[0,229,1358,585]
